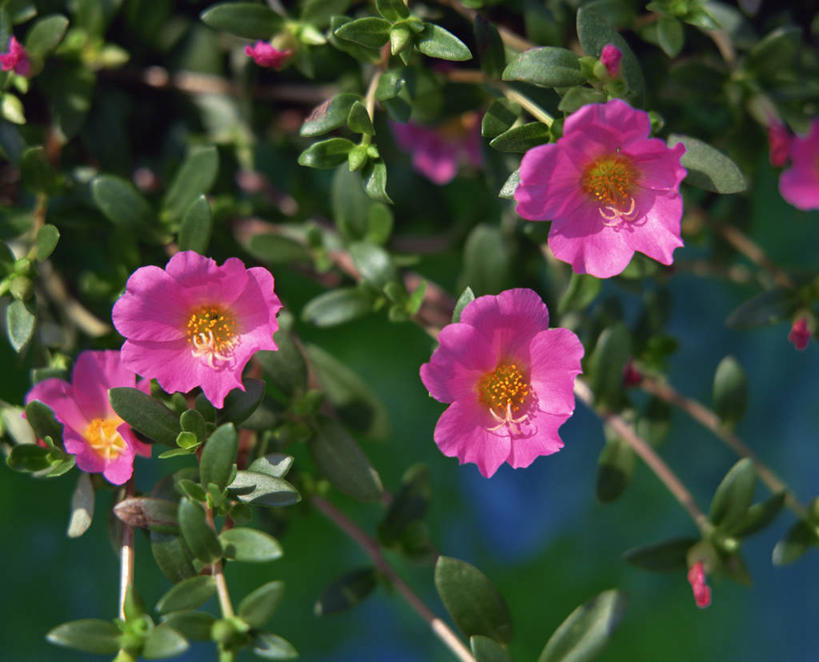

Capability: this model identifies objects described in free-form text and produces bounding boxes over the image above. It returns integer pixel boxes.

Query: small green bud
[348,145,369,172]
[13,257,31,275]
[9,275,33,300]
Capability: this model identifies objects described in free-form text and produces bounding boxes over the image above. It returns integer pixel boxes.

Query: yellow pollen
[186,306,237,353]
[581,154,637,207]
[85,417,127,460]
[478,362,530,414]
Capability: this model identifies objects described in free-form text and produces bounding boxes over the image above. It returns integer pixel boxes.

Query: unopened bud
[600,44,622,78]
[788,316,811,351]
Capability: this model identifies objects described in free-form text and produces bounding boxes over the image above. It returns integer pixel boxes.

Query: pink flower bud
[767,122,792,168]
[779,119,819,210]
[687,561,711,609]
[600,44,622,78]
[244,41,292,69]
[0,36,31,77]
[622,358,643,388]
[788,317,811,351]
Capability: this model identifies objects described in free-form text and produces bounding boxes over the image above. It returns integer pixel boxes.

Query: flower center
[84,417,127,460]
[581,154,637,206]
[478,362,532,434]
[186,305,238,368]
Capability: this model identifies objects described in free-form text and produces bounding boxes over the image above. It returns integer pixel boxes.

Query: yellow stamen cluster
[581,154,637,207]
[85,417,127,460]
[186,306,237,354]
[478,362,530,414]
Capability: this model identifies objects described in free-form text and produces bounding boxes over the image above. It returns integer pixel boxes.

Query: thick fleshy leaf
[328,16,382,63]
[302,287,374,327]
[363,160,392,204]
[772,520,817,566]
[199,423,238,491]
[499,168,520,199]
[142,623,189,659]
[538,590,627,662]
[20,146,57,195]
[162,611,215,641]
[301,94,361,137]
[46,620,121,655]
[471,635,513,662]
[67,473,94,538]
[220,379,265,425]
[156,576,217,614]
[219,527,283,562]
[474,14,505,78]
[314,567,378,615]
[452,287,475,323]
[6,443,52,472]
[596,435,635,503]
[110,387,181,446]
[162,145,219,220]
[200,2,283,39]
[657,16,684,57]
[589,323,631,411]
[252,632,299,660]
[179,409,207,443]
[150,531,197,582]
[178,498,222,563]
[34,223,60,262]
[668,134,746,194]
[489,122,550,153]
[503,47,585,87]
[25,14,69,57]
[434,556,513,644]
[709,458,756,531]
[228,470,301,507]
[376,0,409,21]
[349,241,397,289]
[114,497,179,534]
[333,17,391,48]
[6,299,35,352]
[481,99,519,140]
[378,464,429,546]
[308,416,383,502]
[91,175,153,230]
[25,399,63,446]
[416,23,472,61]
[38,61,94,140]
[712,356,747,427]
[730,492,785,538]
[246,234,310,266]
[623,537,699,572]
[557,87,607,113]
[346,101,374,135]
[298,138,356,169]
[239,580,285,629]
[460,224,511,296]
[248,453,294,479]
[178,195,212,254]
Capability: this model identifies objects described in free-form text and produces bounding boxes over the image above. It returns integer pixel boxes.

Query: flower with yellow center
[84,417,128,460]
[186,305,239,368]
[478,362,532,434]
[581,154,639,226]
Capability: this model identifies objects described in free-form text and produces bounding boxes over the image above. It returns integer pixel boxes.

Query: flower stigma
[478,362,532,434]
[186,305,238,368]
[85,417,127,460]
[581,154,639,226]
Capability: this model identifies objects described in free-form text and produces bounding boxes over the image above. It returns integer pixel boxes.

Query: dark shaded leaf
[623,537,698,572]
[221,379,265,424]
[178,498,222,563]
[596,435,635,503]
[200,2,283,39]
[162,611,215,642]
[109,387,180,446]
[416,23,472,61]
[162,145,219,220]
[772,520,817,566]
[239,580,285,629]
[156,576,217,615]
[489,122,550,152]
[730,492,785,538]
[314,567,378,615]
[471,635,513,662]
[178,195,212,254]
[199,423,238,491]
[709,458,756,531]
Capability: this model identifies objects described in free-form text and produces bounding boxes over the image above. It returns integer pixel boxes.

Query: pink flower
[419,288,584,478]
[112,251,282,408]
[788,316,811,350]
[391,113,483,185]
[0,36,30,77]
[767,122,792,167]
[25,351,151,485]
[244,41,292,69]
[600,44,622,77]
[779,119,819,210]
[687,561,712,609]
[515,99,687,278]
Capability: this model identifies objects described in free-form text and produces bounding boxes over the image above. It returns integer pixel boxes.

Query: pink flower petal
[548,207,634,278]
[528,328,584,416]
[779,119,819,210]
[112,265,190,341]
[166,252,249,305]
[624,192,684,265]
[421,323,495,402]
[506,409,565,469]
[433,400,510,478]
[71,350,135,420]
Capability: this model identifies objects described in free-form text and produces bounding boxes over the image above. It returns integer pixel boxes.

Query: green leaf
[333,17,391,49]
[657,16,684,57]
[474,14,505,78]
[709,458,756,531]
[178,498,222,563]
[589,323,631,410]
[301,0,350,28]
[109,387,181,446]
[596,435,635,503]
[435,556,512,643]
[246,233,311,266]
[460,224,510,296]
[34,224,60,262]
[378,464,430,545]
[346,100,374,135]
[712,356,747,427]
[315,567,378,615]
[6,443,50,472]
[162,611,215,642]
[298,138,356,169]
[239,580,285,629]
[452,287,475,323]
[248,454,294,479]
[376,0,409,21]
[576,7,644,103]
[252,632,299,660]
[67,473,94,538]
[228,470,302,507]
[156,576,217,615]
[623,537,698,572]
[363,160,392,204]
[220,379,265,425]
[308,416,383,502]
[301,94,361,137]
[557,87,607,113]
[150,531,197,583]
[38,61,94,140]
[667,134,746,194]
[163,145,219,220]
[91,175,153,230]
[255,330,307,397]
[178,195,212,254]
[726,288,798,330]
[503,47,585,87]
[46,619,121,655]
[731,492,785,538]
[481,99,519,140]
[0,119,26,165]
[6,299,35,352]
[303,287,374,327]
[471,635,513,662]
[538,590,627,662]
[200,2,283,39]
[142,623,189,659]
[489,122,550,152]
[558,273,601,315]
[219,527,283,563]
[499,168,520,199]
[746,26,800,80]
[180,409,207,442]
[328,16,382,63]
[114,497,179,534]
[24,399,63,446]
[20,146,57,195]
[772,520,817,566]
[416,23,472,61]
[199,423,238,491]
[24,14,69,57]
[349,241,397,289]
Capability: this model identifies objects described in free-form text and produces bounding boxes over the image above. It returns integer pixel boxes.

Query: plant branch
[640,376,808,519]
[118,480,135,621]
[206,507,235,619]
[708,219,794,289]
[573,379,712,535]
[312,495,476,662]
